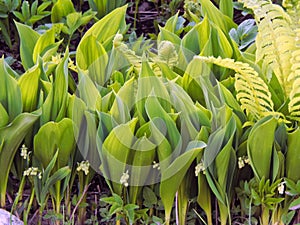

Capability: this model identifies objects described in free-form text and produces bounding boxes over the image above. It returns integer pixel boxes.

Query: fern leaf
[283,0,300,29]
[288,48,300,117]
[240,0,295,96]
[196,56,274,120]
[113,34,141,67]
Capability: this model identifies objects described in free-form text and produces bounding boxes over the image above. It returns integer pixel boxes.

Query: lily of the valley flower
[238,156,250,169]
[120,170,130,187]
[24,167,41,179]
[77,161,90,175]
[20,144,31,160]
[278,181,286,195]
[153,161,160,170]
[195,162,205,176]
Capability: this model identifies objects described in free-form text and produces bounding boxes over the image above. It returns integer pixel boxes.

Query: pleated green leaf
[160,141,206,224]
[286,128,300,181]
[0,112,40,207]
[247,116,277,180]
[129,136,156,203]
[51,0,75,23]
[0,58,22,122]
[199,0,236,33]
[41,51,69,124]
[15,22,40,69]
[101,118,138,195]
[77,35,108,85]
[32,27,56,63]
[34,118,75,169]
[77,5,127,55]
[18,64,41,112]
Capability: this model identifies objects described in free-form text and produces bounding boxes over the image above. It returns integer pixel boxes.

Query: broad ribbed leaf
[101,118,138,195]
[77,71,102,111]
[51,0,75,23]
[160,141,206,223]
[0,58,22,122]
[145,96,181,156]
[0,103,9,127]
[199,0,236,32]
[0,113,39,207]
[77,4,127,56]
[34,118,75,169]
[41,51,69,124]
[15,22,40,69]
[129,136,156,203]
[32,28,56,64]
[247,116,277,180]
[18,64,41,112]
[76,35,108,85]
[286,128,300,181]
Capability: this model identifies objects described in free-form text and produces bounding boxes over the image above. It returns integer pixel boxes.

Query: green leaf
[77,4,127,56]
[158,27,181,47]
[77,71,102,110]
[34,118,75,169]
[13,11,25,22]
[15,22,40,69]
[143,187,157,206]
[129,136,156,203]
[51,0,75,23]
[0,58,22,122]
[219,0,233,19]
[0,103,9,127]
[76,34,108,85]
[160,141,206,223]
[21,1,30,21]
[247,116,277,180]
[199,0,236,33]
[32,28,55,64]
[41,166,71,199]
[101,118,138,195]
[286,128,300,181]
[18,64,41,112]
[0,112,40,207]
[41,51,69,124]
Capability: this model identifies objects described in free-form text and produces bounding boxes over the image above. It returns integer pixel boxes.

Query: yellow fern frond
[288,48,300,117]
[283,0,300,28]
[240,0,295,97]
[196,56,274,120]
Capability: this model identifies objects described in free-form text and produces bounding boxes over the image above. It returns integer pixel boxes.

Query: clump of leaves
[100,193,142,224]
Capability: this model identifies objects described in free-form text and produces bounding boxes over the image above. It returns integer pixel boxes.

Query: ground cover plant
[1,0,300,224]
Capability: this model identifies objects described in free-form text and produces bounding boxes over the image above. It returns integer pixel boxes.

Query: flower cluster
[76,161,90,175]
[195,162,206,176]
[278,181,286,195]
[20,144,30,160]
[238,156,250,169]
[68,58,77,72]
[120,170,129,187]
[23,167,42,179]
[153,161,160,170]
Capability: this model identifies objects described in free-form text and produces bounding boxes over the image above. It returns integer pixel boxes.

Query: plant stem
[55,181,61,225]
[261,205,270,225]
[11,175,26,214]
[23,187,35,224]
[218,201,229,225]
[116,213,121,225]
[133,0,140,30]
